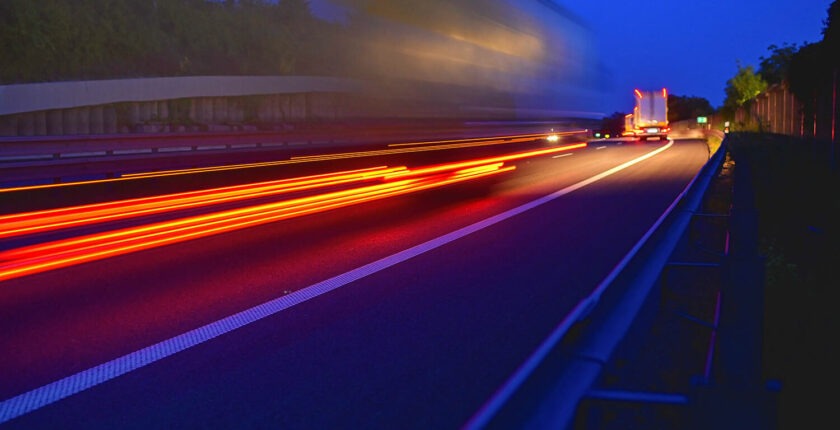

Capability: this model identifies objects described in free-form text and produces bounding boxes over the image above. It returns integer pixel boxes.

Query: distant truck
[628,88,670,141]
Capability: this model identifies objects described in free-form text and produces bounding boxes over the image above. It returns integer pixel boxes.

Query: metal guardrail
[0,123,590,189]
[0,129,354,164]
[0,122,589,165]
[466,137,729,429]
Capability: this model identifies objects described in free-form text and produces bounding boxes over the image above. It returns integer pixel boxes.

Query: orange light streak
[121,132,545,177]
[453,163,505,177]
[384,142,586,180]
[1,132,566,193]
[16,162,499,264]
[0,166,406,239]
[387,135,536,148]
[0,165,509,282]
[121,158,304,179]
[289,137,529,163]
[0,158,384,193]
[1,178,418,260]
[386,130,587,147]
[0,179,423,274]
[0,142,582,281]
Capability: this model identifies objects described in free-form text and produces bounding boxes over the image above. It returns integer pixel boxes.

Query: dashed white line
[552,153,573,159]
[61,151,107,158]
[596,145,607,150]
[157,146,191,153]
[113,148,153,155]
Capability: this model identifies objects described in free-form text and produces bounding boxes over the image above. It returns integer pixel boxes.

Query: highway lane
[0,138,709,428]
[0,130,584,215]
[0,123,590,189]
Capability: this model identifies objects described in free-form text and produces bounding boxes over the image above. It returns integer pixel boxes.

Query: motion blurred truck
[630,88,670,140]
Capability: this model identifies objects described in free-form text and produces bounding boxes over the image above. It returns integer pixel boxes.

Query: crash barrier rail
[0,121,591,165]
[465,135,747,429]
[0,133,303,164]
[0,127,395,164]
[0,122,592,189]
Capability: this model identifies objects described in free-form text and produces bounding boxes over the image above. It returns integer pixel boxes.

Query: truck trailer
[622,113,635,136]
[630,88,669,141]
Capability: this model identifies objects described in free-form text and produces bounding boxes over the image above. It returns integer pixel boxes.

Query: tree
[823,0,839,47]
[758,43,798,85]
[789,1,839,121]
[789,43,831,108]
[0,0,339,84]
[721,62,767,117]
[667,94,713,122]
[600,112,626,136]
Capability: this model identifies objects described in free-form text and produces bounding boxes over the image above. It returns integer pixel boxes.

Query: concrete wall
[0,92,353,136]
[0,75,517,137]
[0,76,367,136]
[0,76,363,117]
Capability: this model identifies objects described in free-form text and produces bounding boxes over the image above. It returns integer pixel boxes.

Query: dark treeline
[787,1,839,123]
[667,95,714,123]
[0,0,350,84]
[723,1,838,122]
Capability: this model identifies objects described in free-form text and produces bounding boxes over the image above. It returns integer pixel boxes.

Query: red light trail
[0,142,584,282]
[0,166,405,240]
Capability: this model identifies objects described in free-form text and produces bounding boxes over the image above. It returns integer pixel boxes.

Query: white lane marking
[463,141,676,429]
[552,153,573,159]
[157,146,191,153]
[61,151,107,158]
[113,148,152,155]
[0,142,675,424]
[596,145,607,150]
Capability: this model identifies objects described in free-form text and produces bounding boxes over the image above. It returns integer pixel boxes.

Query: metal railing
[467,137,731,429]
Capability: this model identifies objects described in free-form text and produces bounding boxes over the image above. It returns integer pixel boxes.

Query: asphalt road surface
[0,137,709,429]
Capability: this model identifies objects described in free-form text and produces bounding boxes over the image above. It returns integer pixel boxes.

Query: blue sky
[561,0,832,113]
[308,0,832,116]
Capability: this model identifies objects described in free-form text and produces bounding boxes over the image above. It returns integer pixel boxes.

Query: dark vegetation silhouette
[0,0,351,84]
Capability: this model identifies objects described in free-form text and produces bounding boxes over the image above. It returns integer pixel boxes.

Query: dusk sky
[311,0,832,117]
[561,0,832,114]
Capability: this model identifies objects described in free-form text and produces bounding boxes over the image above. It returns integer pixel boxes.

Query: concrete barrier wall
[0,76,367,137]
[0,93,486,137]
[0,76,363,116]
[0,92,355,137]
[0,75,522,137]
